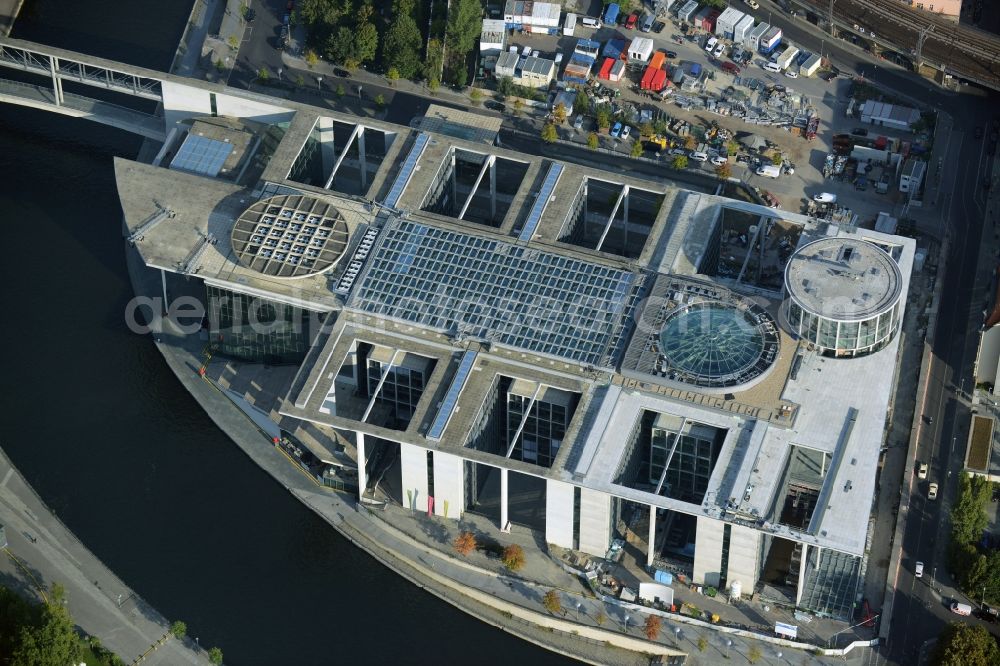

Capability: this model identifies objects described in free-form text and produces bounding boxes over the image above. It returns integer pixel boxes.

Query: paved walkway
[0,448,207,665]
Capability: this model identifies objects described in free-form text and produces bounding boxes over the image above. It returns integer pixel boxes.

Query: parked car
[813,192,837,203]
[744,0,759,8]
[555,53,563,64]
[625,12,639,29]
[611,121,623,138]
[713,43,726,58]
[785,69,798,78]
[689,151,709,162]
[915,561,924,578]
[653,21,666,33]
[851,127,869,136]
[669,148,687,156]
[928,482,939,500]
[918,462,928,479]
[665,51,678,59]
[705,37,718,53]
[711,155,728,166]
[621,125,631,140]
[574,114,584,130]
[334,67,352,78]
[950,602,972,616]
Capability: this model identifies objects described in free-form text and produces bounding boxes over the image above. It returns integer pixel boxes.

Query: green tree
[931,623,1000,666]
[671,155,689,170]
[427,76,441,93]
[952,474,991,547]
[502,544,526,570]
[256,67,270,82]
[304,49,320,67]
[353,19,379,66]
[747,644,763,664]
[772,153,783,166]
[386,67,400,85]
[208,647,224,665]
[553,102,568,124]
[497,76,515,98]
[542,589,562,615]
[596,106,612,130]
[9,585,81,666]
[512,98,524,115]
[541,123,558,144]
[227,35,239,50]
[336,83,346,97]
[630,140,644,158]
[574,91,590,114]
[384,15,423,79]
[425,38,444,82]
[640,122,655,137]
[326,26,358,65]
[594,610,606,626]
[295,74,305,87]
[683,135,697,150]
[443,0,483,84]
[697,636,708,652]
[374,93,386,108]
[587,132,599,150]
[469,87,484,106]
[170,620,188,639]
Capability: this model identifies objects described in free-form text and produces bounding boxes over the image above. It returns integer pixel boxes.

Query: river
[0,1,574,663]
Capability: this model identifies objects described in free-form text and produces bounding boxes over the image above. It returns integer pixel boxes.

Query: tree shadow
[414,514,450,545]
[0,567,46,603]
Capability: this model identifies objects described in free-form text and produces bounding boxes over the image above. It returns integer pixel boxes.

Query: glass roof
[350,220,638,366]
[170,134,234,177]
[659,301,777,387]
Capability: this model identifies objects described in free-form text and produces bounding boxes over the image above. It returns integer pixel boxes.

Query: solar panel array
[350,220,636,366]
[170,134,234,177]
[426,350,479,440]
[518,162,563,242]
[383,132,430,209]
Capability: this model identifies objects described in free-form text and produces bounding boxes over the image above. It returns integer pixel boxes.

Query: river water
[0,2,574,663]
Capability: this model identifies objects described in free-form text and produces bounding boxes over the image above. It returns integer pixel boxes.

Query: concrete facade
[545,479,576,549]
[433,450,465,519]
[400,441,430,513]
[726,525,762,594]
[578,488,611,557]
[693,517,725,587]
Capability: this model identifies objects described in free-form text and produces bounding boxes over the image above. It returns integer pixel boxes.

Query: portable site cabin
[715,7,745,39]
[701,8,721,32]
[759,26,782,54]
[733,15,755,44]
[563,12,577,36]
[693,6,711,29]
[609,60,626,81]
[480,19,507,61]
[774,46,799,70]
[746,22,768,50]
[562,56,593,83]
[575,38,601,60]
[677,0,699,22]
[495,51,520,78]
[603,39,625,60]
[800,53,822,77]
[628,37,655,62]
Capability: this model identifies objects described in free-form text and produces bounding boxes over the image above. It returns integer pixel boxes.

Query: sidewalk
[0,448,208,665]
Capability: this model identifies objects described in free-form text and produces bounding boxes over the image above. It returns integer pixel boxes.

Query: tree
[325,26,357,65]
[208,647,224,664]
[747,644,763,663]
[257,67,270,82]
[952,474,991,548]
[453,531,477,556]
[386,67,400,85]
[631,140,644,158]
[931,623,1000,666]
[772,153,783,166]
[427,77,441,93]
[640,122,655,137]
[512,98,525,115]
[595,610,606,626]
[683,135,697,150]
[374,93,386,108]
[497,76,515,98]
[671,155,689,170]
[304,49,320,67]
[502,544,525,571]
[353,20,379,66]
[587,133,600,150]
[425,38,444,82]
[469,88,484,106]
[715,163,732,179]
[574,92,590,114]
[295,74,305,87]
[553,102,568,124]
[336,83,345,97]
[170,620,188,639]
[596,106,612,130]
[227,35,239,50]
[542,590,562,615]
[541,123,558,144]
[384,15,423,78]
[444,0,483,84]
[8,584,81,666]
[643,615,661,640]
[726,140,740,155]
[697,636,708,652]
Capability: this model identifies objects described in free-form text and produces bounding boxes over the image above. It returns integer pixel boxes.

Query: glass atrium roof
[170,134,234,177]
[350,220,639,366]
[658,301,778,388]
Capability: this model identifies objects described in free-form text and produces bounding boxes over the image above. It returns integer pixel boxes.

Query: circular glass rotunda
[783,237,903,357]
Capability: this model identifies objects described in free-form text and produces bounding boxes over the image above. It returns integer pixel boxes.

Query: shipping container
[774,46,798,70]
[701,8,721,32]
[602,38,625,60]
[715,7,745,39]
[563,12,577,35]
[759,26,782,54]
[800,53,822,77]
[746,22,768,49]
[574,38,601,59]
[651,68,667,91]
[641,65,657,89]
[649,51,666,69]
[609,60,626,81]
[733,14,755,44]
[676,0,699,22]
[599,57,615,79]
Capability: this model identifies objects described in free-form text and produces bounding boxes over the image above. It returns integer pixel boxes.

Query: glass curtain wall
[206,285,317,363]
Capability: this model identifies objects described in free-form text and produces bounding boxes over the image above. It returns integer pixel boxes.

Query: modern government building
[117,85,914,621]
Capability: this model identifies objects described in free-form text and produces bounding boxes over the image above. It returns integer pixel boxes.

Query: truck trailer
[604,3,620,25]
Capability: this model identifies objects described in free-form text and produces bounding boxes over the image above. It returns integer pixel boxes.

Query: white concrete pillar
[647,505,657,568]
[578,488,612,556]
[489,159,496,220]
[545,479,575,549]
[317,116,336,177]
[693,517,724,587]
[795,543,808,606]
[356,432,367,500]
[500,467,510,531]
[725,524,762,593]
[399,442,429,513]
[432,450,464,520]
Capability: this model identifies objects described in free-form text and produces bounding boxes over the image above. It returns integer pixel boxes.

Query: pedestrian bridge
[0,37,296,142]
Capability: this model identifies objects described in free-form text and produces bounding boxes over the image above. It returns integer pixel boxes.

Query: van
[763,61,782,73]
[950,602,972,616]
[640,14,654,32]
[689,151,709,162]
[756,164,781,178]
[581,16,601,28]
[705,37,718,53]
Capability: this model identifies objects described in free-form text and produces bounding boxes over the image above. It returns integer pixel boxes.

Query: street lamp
[357,85,363,99]
[576,602,583,618]
[725,638,733,659]
[317,75,323,91]
[277,67,283,82]
[623,615,631,632]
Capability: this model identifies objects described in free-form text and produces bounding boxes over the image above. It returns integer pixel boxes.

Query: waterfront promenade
[0,447,207,665]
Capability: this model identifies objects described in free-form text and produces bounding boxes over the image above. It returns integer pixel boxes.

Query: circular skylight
[231,194,349,278]
[658,301,779,389]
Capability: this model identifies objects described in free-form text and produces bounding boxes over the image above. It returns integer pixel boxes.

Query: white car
[711,155,728,166]
[620,125,631,140]
[745,0,759,8]
[713,43,726,58]
[689,151,709,162]
[915,561,924,578]
[705,37,718,53]
[813,192,837,203]
[785,70,798,78]
[928,483,938,500]
[918,462,928,480]
[573,114,583,130]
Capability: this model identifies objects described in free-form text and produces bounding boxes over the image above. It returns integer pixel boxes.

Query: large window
[206,285,316,364]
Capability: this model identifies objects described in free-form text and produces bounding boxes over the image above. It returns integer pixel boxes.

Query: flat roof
[785,237,903,319]
[414,105,503,145]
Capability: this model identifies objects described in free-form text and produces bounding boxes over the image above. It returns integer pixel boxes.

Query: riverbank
[0,447,207,665]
